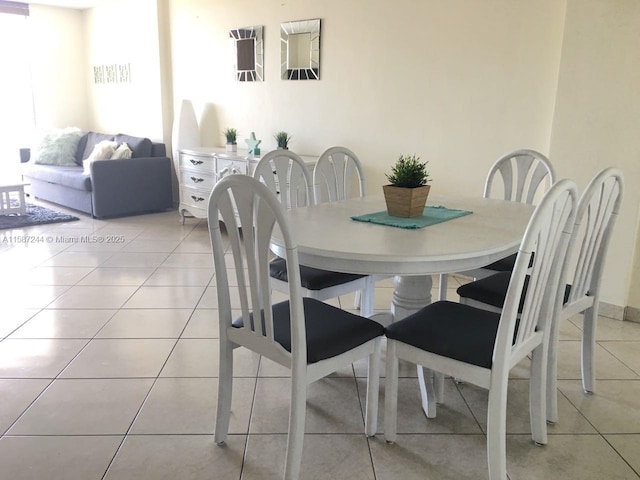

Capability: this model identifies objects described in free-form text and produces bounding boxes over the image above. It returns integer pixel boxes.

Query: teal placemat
[351,205,473,229]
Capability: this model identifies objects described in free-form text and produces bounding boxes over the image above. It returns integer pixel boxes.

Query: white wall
[27,0,640,312]
[28,5,88,129]
[549,0,640,309]
[84,0,164,140]
[167,0,566,196]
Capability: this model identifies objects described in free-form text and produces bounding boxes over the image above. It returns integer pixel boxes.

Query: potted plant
[223,128,237,152]
[383,154,431,217]
[274,131,291,150]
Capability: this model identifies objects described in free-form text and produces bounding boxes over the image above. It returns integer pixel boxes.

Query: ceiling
[28,0,114,10]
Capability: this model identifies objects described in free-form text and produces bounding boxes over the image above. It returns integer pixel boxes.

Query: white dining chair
[385,179,578,480]
[209,174,384,480]
[456,167,624,423]
[313,146,378,315]
[455,149,556,284]
[426,149,556,413]
[255,149,375,317]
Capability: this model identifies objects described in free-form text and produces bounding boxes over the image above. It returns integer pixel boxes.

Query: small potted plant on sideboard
[383,154,431,218]
[224,128,237,152]
[274,131,291,150]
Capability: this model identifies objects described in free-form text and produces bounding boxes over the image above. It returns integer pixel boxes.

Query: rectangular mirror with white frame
[280,19,320,80]
[230,25,264,82]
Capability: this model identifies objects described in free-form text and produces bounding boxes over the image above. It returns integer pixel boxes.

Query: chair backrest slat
[314,146,366,203]
[495,179,577,365]
[208,175,307,361]
[484,149,556,206]
[254,150,314,209]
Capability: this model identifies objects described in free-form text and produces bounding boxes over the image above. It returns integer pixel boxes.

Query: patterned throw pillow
[32,127,83,166]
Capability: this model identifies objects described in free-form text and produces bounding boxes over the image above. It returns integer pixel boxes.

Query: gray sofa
[21,131,174,218]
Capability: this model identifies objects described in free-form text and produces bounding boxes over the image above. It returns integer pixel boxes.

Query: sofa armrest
[90,156,174,218]
[20,148,31,163]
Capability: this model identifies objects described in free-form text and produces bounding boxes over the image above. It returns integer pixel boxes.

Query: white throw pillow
[83,140,117,174]
[111,143,132,159]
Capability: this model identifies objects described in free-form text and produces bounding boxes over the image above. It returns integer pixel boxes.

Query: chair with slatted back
[209,174,384,480]
[255,149,375,317]
[385,179,578,480]
[456,167,624,423]
[428,149,556,410]
[313,146,377,315]
[438,150,555,302]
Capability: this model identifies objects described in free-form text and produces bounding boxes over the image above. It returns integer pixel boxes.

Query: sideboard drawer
[180,185,210,208]
[180,153,215,173]
[180,170,216,191]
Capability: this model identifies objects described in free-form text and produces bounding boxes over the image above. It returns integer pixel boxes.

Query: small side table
[0,182,29,216]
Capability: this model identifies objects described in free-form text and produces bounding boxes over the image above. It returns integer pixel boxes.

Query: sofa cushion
[115,134,152,158]
[32,128,83,166]
[22,164,92,192]
[81,132,116,161]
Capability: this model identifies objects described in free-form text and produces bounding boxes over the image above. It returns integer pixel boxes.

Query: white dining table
[270,194,534,318]
[270,193,534,417]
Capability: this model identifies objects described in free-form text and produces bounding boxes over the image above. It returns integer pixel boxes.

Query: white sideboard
[177,147,316,223]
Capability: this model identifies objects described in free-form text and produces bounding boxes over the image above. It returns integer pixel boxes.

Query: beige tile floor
[1,203,639,479]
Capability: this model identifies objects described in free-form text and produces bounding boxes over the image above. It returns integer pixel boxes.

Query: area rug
[0,203,79,230]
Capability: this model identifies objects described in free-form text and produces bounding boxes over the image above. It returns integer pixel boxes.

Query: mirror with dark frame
[280,19,320,80]
[230,25,263,82]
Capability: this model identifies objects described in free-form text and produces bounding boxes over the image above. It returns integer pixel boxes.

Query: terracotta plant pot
[383,184,431,218]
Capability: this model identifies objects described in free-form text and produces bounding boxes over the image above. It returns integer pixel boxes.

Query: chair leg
[365,338,382,436]
[529,346,548,446]
[214,339,234,445]
[486,378,509,480]
[284,366,307,480]
[354,290,361,310]
[581,307,598,394]
[360,277,375,318]
[546,313,562,424]
[417,365,437,418]
[384,340,399,444]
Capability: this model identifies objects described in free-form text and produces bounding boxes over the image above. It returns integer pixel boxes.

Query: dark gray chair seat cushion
[457,271,571,313]
[22,164,91,191]
[233,297,384,364]
[484,253,517,272]
[269,257,366,291]
[385,301,501,369]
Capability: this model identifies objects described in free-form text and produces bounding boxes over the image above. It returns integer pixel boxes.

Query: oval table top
[270,194,535,276]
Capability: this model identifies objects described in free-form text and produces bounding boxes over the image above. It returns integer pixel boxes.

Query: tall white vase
[171,99,200,204]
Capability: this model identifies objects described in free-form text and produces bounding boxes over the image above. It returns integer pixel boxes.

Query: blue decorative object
[245,132,262,155]
[351,205,472,229]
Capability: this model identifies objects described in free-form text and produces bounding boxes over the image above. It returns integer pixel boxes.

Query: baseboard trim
[599,301,625,321]
[625,306,640,324]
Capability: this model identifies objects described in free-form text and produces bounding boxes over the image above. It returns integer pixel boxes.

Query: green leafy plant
[386,154,430,188]
[274,131,291,149]
[223,128,237,144]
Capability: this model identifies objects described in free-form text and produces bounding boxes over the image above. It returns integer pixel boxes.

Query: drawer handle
[190,159,204,165]
[190,176,204,183]
[191,195,205,202]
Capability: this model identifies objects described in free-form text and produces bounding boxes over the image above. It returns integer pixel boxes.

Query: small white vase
[226,143,237,152]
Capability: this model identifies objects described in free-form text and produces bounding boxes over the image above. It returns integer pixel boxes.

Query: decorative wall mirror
[280,18,321,80]
[230,25,264,82]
